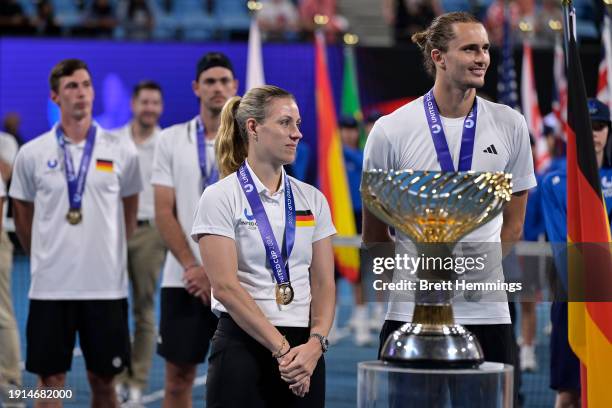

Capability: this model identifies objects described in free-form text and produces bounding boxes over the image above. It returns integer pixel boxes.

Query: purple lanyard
[195,117,219,190]
[423,89,478,172]
[55,125,97,210]
[237,163,296,285]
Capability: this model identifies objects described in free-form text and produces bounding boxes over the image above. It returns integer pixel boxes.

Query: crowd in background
[0,0,603,44]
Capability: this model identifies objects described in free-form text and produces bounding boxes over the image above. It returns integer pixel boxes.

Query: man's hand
[183,265,211,304]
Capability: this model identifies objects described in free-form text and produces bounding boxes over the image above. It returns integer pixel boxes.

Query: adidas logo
[483,144,498,154]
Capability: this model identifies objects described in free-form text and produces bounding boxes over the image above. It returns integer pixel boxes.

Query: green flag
[341,46,366,149]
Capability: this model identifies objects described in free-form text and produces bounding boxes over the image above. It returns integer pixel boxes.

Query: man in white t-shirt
[9,59,142,406]
[152,51,238,406]
[0,131,21,393]
[362,12,535,404]
[113,80,166,405]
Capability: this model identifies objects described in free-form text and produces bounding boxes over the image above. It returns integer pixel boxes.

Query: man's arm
[122,194,138,240]
[0,160,11,183]
[362,207,392,244]
[154,185,198,268]
[501,190,529,257]
[13,199,33,254]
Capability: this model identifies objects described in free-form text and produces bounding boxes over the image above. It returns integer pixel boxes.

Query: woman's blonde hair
[411,12,481,78]
[216,85,295,177]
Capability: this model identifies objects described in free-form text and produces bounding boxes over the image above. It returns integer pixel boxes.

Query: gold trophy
[361,170,512,368]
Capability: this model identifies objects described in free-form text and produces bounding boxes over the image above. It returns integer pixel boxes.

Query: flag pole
[561,0,572,68]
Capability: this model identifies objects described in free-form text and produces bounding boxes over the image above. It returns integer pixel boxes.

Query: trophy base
[380,322,484,369]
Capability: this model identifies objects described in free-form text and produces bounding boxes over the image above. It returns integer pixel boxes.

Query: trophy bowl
[361,169,512,368]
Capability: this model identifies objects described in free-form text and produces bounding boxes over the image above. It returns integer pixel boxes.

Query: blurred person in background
[338,115,373,346]
[0,127,20,406]
[383,0,443,46]
[0,0,34,35]
[152,52,237,407]
[299,0,347,42]
[2,113,23,147]
[32,0,61,36]
[81,0,118,38]
[118,0,154,40]
[257,0,300,41]
[542,98,612,408]
[113,80,166,406]
[364,111,382,137]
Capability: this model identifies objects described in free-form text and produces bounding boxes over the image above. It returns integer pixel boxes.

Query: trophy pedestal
[357,361,514,408]
[380,322,484,368]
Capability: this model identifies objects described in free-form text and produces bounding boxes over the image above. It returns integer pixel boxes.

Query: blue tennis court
[9,255,555,407]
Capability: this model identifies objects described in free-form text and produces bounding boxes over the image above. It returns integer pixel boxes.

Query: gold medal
[275,283,294,305]
[66,209,82,225]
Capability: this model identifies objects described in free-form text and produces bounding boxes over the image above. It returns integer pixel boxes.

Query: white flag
[246,18,265,90]
[521,41,550,173]
[597,13,612,111]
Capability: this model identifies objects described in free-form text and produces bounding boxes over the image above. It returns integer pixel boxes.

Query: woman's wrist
[271,335,290,358]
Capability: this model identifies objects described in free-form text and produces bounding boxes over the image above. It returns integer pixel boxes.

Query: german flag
[563,3,612,406]
[296,210,315,227]
[96,159,113,172]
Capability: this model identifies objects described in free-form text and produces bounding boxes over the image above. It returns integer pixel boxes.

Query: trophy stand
[361,170,513,368]
[357,361,514,408]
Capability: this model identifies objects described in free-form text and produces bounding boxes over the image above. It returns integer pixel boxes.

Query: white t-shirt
[191,161,336,327]
[9,125,142,300]
[0,177,5,198]
[113,123,161,221]
[151,117,217,288]
[0,132,18,225]
[363,95,537,325]
[0,131,18,165]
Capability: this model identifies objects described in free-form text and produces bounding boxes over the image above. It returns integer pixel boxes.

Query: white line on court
[137,374,207,406]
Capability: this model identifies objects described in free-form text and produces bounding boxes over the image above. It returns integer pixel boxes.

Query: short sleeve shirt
[191,161,336,327]
[113,123,161,221]
[151,117,217,288]
[363,96,537,325]
[9,125,142,299]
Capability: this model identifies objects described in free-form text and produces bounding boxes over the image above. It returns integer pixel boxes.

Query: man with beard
[362,13,535,406]
[114,80,166,406]
[152,52,238,407]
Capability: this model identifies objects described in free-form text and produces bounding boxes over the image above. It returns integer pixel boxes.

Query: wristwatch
[309,333,329,353]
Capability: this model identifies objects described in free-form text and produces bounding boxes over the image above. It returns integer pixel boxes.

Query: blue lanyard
[55,125,97,210]
[237,163,296,285]
[195,117,219,190]
[423,89,478,171]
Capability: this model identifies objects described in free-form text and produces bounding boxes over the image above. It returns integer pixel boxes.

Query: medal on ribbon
[56,125,97,226]
[423,89,478,172]
[237,163,296,305]
[195,117,219,190]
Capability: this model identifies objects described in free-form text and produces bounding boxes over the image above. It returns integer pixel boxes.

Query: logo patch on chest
[96,159,114,172]
[296,210,315,227]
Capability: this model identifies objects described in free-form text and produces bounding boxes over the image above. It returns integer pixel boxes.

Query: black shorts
[157,287,218,364]
[207,313,325,408]
[379,319,519,407]
[26,299,130,377]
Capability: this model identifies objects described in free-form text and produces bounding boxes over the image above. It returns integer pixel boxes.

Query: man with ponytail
[362,12,535,404]
[151,52,237,407]
[192,85,335,407]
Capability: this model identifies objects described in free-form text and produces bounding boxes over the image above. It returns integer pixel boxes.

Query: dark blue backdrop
[0,38,343,155]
